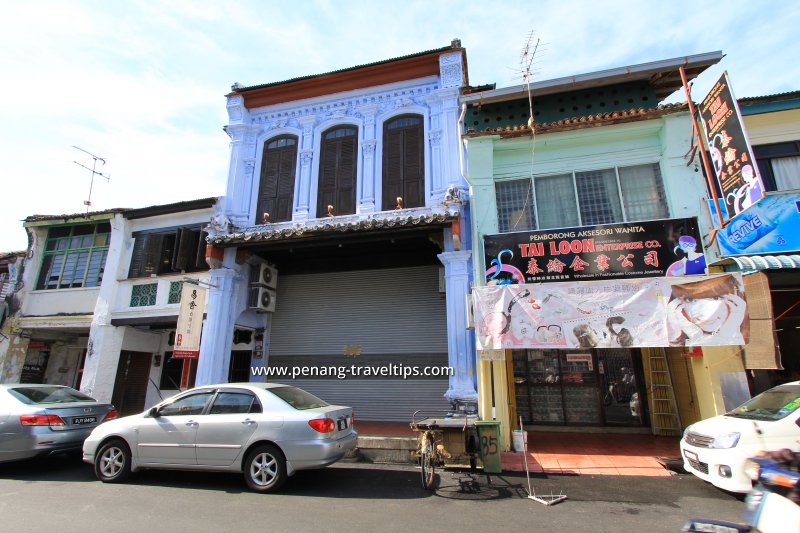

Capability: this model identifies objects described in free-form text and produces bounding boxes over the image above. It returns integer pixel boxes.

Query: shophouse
[0,211,121,388]
[461,52,730,449]
[199,41,476,421]
[80,198,217,415]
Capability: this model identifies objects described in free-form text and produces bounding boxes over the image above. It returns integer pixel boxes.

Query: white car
[83,383,357,493]
[680,380,800,493]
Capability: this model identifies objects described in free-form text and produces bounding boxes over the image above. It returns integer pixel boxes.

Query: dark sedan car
[0,384,117,462]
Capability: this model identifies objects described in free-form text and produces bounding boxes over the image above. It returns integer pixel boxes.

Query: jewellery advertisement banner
[698,71,766,219]
[484,217,705,284]
[472,273,749,350]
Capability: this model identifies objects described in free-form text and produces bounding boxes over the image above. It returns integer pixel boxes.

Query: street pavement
[0,454,745,532]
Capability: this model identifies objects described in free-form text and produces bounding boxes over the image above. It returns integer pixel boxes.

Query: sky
[0,0,797,251]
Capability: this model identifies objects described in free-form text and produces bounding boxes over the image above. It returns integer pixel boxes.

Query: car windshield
[268,386,328,410]
[727,384,800,421]
[8,386,95,405]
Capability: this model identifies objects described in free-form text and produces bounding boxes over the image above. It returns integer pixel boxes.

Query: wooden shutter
[193,231,209,271]
[382,115,424,210]
[257,136,297,223]
[317,127,357,217]
[172,228,199,272]
[128,234,163,278]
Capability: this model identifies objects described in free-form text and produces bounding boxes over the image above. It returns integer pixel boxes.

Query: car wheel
[244,444,287,493]
[94,439,132,483]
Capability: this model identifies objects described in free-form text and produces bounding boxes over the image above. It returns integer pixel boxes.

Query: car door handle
[242,419,256,425]
[185,420,199,427]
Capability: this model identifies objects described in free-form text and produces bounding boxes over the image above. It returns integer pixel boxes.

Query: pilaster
[294,116,317,221]
[196,249,246,385]
[437,250,478,404]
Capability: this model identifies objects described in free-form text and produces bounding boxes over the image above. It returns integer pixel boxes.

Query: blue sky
[0,0,797,250]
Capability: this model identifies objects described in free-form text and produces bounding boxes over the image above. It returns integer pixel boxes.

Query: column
[437,250,478,406]
[195,249,245,385]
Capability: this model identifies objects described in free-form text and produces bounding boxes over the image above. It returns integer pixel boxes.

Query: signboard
[484,217,705,284]
[477,349,506,361]
[698,72,765,218]
[711,192,800,256]
[472,273,749,350]
[173,284,206,359]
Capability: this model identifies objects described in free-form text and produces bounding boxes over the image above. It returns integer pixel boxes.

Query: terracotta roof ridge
[229,44,461,95]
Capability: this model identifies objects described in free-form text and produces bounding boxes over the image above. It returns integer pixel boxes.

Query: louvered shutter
[382,116,424,210]
[172,229,199,272]
[403,122,424,208]
[257,137,297,223]
[193,231,209,271]
[382,128,404,209]
[337,135,357,214]
[317,128,357,217]
[129,234,163,278]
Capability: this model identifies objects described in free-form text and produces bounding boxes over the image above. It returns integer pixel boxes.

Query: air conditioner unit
[248,286,277,313]
[249,263,278,289]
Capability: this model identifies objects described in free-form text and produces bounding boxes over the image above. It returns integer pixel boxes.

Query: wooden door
[112,351,152,416]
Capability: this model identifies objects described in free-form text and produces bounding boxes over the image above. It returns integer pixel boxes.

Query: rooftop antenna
[72,146,110,212]
[510,30,542,231]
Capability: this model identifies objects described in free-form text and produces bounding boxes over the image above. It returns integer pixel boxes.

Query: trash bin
[475,420,502,474]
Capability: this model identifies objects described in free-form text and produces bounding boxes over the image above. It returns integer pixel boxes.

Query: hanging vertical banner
[173,284,207,359]
[698,72,766,219]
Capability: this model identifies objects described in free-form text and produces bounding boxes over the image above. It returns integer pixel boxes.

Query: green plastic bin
[475,420,502,474]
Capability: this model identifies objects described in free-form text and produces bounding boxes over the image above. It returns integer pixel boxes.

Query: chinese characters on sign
[699,72,765,218]
[173,284,207,359]
[484,217,705,284]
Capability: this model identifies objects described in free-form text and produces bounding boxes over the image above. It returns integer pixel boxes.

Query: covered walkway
[354,421,681,477]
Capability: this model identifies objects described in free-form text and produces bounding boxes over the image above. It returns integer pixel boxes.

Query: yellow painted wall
[689,345,748,419]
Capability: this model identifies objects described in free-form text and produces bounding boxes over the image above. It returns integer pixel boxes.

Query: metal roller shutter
[267,265,451,421]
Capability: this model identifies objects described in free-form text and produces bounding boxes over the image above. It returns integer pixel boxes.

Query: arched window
[256,135,298,223]
[382,114,424,210]
[317,126,357,217]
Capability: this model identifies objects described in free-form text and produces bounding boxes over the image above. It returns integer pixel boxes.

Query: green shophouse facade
[460,52,748,450]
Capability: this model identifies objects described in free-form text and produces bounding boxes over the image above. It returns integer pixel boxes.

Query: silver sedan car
[0,384,117,462]
[83,383,357,493]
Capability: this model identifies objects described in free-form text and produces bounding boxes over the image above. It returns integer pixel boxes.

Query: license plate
[72,416,97,426]
[684,449,698,462]
[337,419,347,431]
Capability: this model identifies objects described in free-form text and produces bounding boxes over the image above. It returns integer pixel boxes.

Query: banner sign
[472,273,749,350]
[711,192,800,256]
[173,284,206,359]
[699,72,765,218]
[484,217,705,284]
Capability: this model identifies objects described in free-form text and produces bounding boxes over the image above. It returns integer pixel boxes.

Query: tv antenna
[508,30,543,231]
[73,146,110,212]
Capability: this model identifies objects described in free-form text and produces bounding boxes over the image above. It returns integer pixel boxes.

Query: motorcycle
[682,449,800,533]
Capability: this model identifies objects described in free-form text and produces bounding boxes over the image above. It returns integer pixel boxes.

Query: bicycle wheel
[420,440,436,490]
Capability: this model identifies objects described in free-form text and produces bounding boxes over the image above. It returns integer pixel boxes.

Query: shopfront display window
[513,348,645,427]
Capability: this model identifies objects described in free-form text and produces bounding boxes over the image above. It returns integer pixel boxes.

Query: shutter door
[267,265,451,421]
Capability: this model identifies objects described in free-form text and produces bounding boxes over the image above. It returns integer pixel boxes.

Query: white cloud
[0,0,797,251]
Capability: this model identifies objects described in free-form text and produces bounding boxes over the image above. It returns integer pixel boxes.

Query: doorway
[513,348,646,427]
[111,351,152,416]
[228,350,252,383]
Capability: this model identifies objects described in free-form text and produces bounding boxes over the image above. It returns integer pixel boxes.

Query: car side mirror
[149,407,161,418]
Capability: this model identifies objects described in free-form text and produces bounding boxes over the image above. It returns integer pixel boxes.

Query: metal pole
[679,66,726,232]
